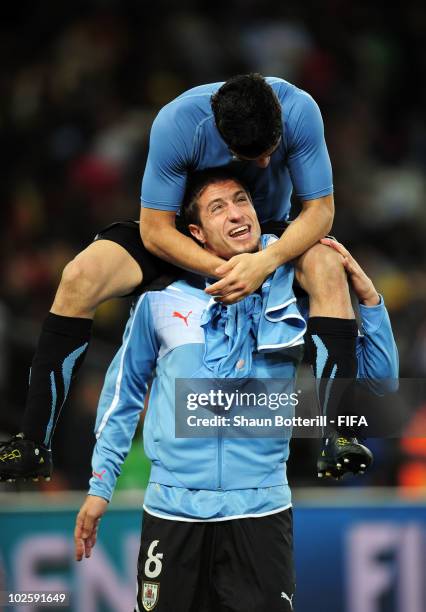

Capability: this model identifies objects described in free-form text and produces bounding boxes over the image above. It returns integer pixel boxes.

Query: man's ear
[188,224,206,244]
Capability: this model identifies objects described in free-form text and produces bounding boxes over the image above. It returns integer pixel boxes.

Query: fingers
[74,511,84,538]
[320,238,361,274]
[74,512,86,562]
[319,237,337,248]
[208,280,247,302]
[341,257,358,275]
[320,238,379,304]
[75,530,85,562]
[206,268,248,302]
[74,521,97,561]
[74,507,100,561]
[83,519,100,558]
[320,238,350,259]
[75,540,85,562]
[214,260,235,276]
[205,277,231,295]
[206,277,243,297]
[339,249,364,277]
[74,496,108,562]
[214,291,245,305]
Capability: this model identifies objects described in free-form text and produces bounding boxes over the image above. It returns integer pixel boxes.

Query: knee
[297,243,347,294]
[56,254,103,309]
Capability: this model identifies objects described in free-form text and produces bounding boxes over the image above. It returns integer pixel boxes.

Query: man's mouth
[228,225,251,239]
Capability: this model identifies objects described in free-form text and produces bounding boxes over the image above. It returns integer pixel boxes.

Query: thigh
[136,511,218,612]
[93,220,181,296]
[215,509,296,612]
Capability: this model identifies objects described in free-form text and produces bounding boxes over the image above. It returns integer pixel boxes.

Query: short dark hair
[180,168,251,228]
[211,73,282,158]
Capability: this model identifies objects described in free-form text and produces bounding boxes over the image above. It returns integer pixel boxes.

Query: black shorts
[93,219,293,297]
[135,508,295,612]
[93,220,181,295]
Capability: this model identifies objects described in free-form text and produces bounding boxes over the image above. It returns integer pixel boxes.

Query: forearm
[89,404,142,500]
[141,209,224,277]
[357,299,399,381]
[261,196,334,273]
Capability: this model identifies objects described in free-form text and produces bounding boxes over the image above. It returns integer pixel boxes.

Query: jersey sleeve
[140,105,191,212]
[286,92,334,201]
[88,295,159,501]
[356,296,399,395]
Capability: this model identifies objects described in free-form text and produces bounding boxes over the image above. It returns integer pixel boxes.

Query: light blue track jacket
[89,241,399,520]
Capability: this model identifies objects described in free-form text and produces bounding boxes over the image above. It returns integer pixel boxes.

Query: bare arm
[260,194,334,272]
[140,207,224,277]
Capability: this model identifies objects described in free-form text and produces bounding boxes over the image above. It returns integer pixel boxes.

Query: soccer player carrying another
[1,74,369,480]
[74,172,399,612]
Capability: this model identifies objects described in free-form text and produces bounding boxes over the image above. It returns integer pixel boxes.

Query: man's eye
[212,203,224,213]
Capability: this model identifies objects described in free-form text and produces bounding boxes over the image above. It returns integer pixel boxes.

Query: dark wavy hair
[211,73,282,158]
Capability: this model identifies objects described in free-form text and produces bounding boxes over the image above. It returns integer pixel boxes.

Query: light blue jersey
[141,78,333,222]
[88,241,398,521]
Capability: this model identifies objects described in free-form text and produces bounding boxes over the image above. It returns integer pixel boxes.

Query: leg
[136,511,216,612]
[51,239,143,319]
[0,223,153,482]
[296,242,354,319]
[21,239,143,444]
[295,243,373,478]
[215,509,295,612]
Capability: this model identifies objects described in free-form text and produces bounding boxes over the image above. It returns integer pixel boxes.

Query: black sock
[305,317,358,436]
[23,313,93,447]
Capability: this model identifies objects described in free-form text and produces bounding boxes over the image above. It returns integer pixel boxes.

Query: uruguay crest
[142,581,160,611]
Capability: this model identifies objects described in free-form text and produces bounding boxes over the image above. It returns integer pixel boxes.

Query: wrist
[360,291,380,307]
[209,255,227,278]
[258,248,280,276]
[198,248,225,277]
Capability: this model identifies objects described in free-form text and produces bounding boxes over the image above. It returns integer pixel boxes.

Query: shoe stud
[325,471,332,477]
[45,477,51,482]
[336,463,342,469]
[360,463,366,469]
[359,470,365,475]
[32,477,39,482]
[344,458,350,463]
[318,472,323,478]
[7,478,15,483]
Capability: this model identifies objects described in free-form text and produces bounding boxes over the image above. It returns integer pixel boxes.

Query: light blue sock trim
[43,342,88,447]
[62,343,88,399]
[312,335,340,433]
[311,334,328,379]
[322,363,338,434]
[44,371,57,447]
[323,363,338,415]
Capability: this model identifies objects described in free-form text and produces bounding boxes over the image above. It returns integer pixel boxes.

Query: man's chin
[228,240,260,256]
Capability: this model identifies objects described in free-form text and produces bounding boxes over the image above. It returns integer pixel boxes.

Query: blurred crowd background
[0,0,425,494]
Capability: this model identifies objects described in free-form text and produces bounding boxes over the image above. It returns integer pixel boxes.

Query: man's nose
[256,156,271,168]
[227,203,244,221]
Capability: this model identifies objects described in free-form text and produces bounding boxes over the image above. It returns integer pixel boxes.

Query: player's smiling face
[188,179,261,260]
